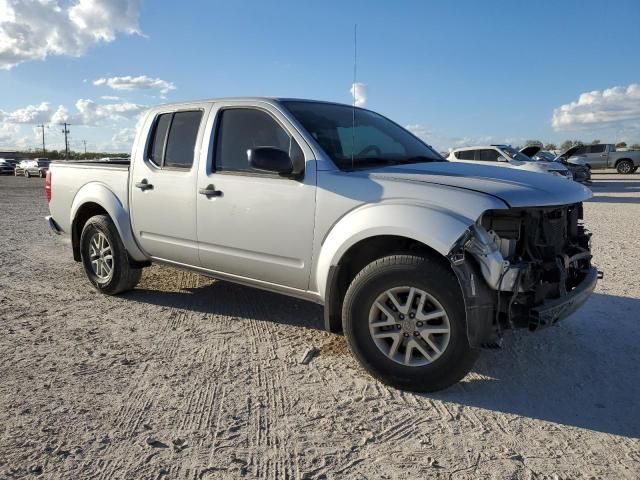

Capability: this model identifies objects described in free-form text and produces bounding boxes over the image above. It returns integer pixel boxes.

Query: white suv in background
[447,145,572,179]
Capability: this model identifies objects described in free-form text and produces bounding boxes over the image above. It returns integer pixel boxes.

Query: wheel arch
[614,157,633,166]
[70,183,148,263]
[317,204,474,332]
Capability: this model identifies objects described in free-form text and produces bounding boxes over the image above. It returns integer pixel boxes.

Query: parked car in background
[559,144,640,174]
[520,146,591,184]
[14,158,50,177]
[14,159,35,177]
[45,97,597,392]
[28,158,50,177]
[0,158,18,175]
[447,145,573,179]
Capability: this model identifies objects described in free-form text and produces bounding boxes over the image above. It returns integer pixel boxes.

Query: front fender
[314,202,477,300]
[70,182,148,262]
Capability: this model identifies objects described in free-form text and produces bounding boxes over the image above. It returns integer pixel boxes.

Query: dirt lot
[1,173,639,479]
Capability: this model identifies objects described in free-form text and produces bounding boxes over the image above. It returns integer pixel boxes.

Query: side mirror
[247,147,293,175]
[497,156,508,162]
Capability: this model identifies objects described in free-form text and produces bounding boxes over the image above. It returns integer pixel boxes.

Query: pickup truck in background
[45,97,598,392]
[559,144,640,174]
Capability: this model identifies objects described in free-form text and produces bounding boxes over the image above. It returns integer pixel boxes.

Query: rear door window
[165,111,203,168]
[588,144,606,154]
[148,111,202,169]
[478,149,499,161]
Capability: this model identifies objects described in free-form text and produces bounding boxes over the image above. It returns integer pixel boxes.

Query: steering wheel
[357,145,382,157]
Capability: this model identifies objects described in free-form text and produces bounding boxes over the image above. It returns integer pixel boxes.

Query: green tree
[544,143,557,151]
[560,140,573,151]
[616,141,627,149]
[573,140,584,146]
[591,139,600,144]
[630,144,640,150]
[523,139,543,148]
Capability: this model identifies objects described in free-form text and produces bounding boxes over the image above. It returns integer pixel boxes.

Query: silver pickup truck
[45,98,598,391]
[560,143,640,174]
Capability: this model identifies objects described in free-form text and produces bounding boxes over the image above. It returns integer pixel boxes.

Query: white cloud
[109,126,136,150]
[51,98,146,125]
[100,95,121,101]
[94,75,176,96]
[350,82,368,107]
[1,101,51,123]
[0,122,18,144]
[0,0,142,69]
[405,124,432,140]
[552,84,640,130]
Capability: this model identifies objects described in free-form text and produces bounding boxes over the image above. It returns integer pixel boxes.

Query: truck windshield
[282,101,444,170]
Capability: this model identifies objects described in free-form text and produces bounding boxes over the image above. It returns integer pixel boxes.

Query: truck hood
[364,161,592,208]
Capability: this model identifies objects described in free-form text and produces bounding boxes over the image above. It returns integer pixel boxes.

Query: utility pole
[61,123,71,160]
[36,124,46,156]
[82,140,87,155]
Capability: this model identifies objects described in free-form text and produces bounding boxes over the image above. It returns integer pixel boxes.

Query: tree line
[522,140,640,151]
[9,149,130,160]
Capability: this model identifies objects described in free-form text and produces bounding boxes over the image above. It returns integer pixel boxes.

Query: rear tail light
[45,169,52,202]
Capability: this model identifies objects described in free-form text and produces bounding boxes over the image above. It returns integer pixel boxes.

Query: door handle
[199,185,223,197]
[135,179,153,191]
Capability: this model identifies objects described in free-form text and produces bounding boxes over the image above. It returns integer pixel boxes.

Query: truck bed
[48,160,131,235]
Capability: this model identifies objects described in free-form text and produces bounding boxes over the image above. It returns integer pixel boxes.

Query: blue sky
[1,0,639,152]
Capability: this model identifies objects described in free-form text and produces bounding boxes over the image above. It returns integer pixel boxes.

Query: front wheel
[342,255,478,392]
[616,160,634,174]
[24,170,30,178]
[80,214,142,295]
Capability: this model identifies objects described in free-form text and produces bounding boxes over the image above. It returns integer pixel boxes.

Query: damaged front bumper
[529,265,598,327]
[448,205,598,348]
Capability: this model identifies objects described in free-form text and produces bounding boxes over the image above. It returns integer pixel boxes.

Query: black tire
[24,170,30,178]
[342,254,478,392]
[616,160,634,174]
[80,214,142,295]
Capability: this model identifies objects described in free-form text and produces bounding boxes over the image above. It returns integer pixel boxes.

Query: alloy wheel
[88,232,114,282]
[368,286,451,367]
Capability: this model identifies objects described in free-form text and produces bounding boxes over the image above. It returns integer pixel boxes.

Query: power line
[36,124,46,156]
[60,123,71,160]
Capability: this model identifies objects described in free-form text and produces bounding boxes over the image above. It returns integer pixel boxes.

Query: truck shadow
[429,292,640,438]
[126,279,326,331]
[588,177,640,204]
[127,280,639,437]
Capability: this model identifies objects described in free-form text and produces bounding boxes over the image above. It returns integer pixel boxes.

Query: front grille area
[481,203,592,328]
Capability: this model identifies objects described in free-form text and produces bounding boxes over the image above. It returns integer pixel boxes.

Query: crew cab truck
[45,98,598,392]
[559,143,640,174]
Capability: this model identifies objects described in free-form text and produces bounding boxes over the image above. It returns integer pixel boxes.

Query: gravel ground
[0,172,639,479]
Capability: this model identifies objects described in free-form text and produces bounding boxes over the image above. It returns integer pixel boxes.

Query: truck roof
[153,97,354,109]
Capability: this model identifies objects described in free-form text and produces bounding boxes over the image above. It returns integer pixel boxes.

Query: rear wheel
[616,160,634,174]
[80,214,142,295]
[342,254,478,392]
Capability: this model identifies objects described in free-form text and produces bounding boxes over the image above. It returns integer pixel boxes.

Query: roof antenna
[351,23,357,170]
